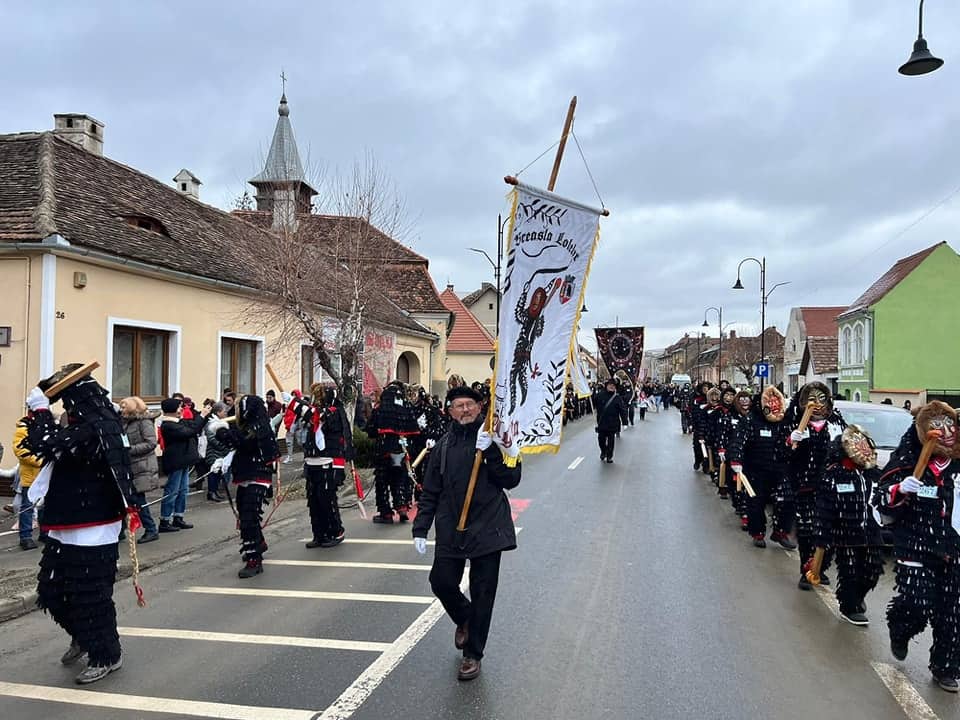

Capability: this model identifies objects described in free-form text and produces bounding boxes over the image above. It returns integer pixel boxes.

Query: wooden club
[791,401,817,449]
[912,429,943,480]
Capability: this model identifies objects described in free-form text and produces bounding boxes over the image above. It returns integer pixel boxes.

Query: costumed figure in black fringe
[366,381,420,524]
[407,384,447,503]
[702,387,724,492]
[690,382,712,473]
[788,381,844,591]
[717,389,747,530]
[812,425,884,625]
[729,386,794,549]
[216,395,279,578]
[875,401,960,693]
[21,364,137,685]
[301,383,354,549]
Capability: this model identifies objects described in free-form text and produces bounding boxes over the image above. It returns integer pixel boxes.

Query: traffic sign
[755,362,770,379]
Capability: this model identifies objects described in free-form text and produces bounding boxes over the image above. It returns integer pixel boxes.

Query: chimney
[729,329,736,339]
[173,169,202,199]
[53,114,104,156]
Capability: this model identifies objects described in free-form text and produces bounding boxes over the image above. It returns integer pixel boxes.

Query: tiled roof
[844,243,944,314]
[0,132,432,335]
[439,286,494,353]
[798,306,845,338]
[461,282,496,307]
[803,336,838,374]
[232,210,447,314]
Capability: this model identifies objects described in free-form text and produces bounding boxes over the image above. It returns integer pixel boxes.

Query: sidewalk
[0,456,375,623]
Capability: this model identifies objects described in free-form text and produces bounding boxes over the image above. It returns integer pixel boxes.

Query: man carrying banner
[595,378,626,463]
[412,385,521,681]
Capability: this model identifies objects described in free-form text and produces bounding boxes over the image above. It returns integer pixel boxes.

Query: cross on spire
[280,69,287,96]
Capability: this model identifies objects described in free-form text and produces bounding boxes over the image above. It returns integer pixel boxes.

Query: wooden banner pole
[547,96,577,192]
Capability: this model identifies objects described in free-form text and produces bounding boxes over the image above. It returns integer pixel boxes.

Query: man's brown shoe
[457,657,481,681]
[455,622,469,650]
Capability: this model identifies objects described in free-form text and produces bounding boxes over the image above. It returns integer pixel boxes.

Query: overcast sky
[4,1,959,351]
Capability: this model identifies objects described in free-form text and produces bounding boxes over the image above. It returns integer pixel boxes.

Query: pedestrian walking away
[412,384,521,681]
[595,379,626,463]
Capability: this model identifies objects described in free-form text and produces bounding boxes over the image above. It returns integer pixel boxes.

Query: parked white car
[830,400,913,468]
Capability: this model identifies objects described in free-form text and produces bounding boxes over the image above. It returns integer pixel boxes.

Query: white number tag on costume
[836,483,855,494]
[759,430,772,438]
[952,487,960,534]
[918,485,939,499]
[394,397,403,406]
[121,434,130,448]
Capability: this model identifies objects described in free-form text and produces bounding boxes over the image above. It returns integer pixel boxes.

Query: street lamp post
[703,307,722,384]
[733,257,790,391]
[899,0,944,76]
[469,213,507,335]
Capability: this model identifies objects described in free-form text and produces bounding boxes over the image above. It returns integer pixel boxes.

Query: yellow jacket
[13,420,42,488]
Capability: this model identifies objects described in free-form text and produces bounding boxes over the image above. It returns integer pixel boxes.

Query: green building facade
[837,242,960,404]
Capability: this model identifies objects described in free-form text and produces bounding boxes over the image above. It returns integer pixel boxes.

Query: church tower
[249,93,317,230]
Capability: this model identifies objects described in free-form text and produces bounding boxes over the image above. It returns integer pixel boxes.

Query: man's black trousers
[429,551,502,660]
[597,431,616,460]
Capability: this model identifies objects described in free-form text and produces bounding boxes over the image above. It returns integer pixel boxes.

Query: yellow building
[0,105,451,459]
[439,284,495,384]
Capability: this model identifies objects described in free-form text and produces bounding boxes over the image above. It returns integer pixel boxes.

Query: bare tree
[227,154,413,421]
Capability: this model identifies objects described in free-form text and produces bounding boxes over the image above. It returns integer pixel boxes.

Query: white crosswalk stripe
[263,559,431,571]
[118,626,391,652]
[182,586,435,604]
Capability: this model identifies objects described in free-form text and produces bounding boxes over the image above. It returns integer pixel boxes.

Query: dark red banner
[595,327,645,385]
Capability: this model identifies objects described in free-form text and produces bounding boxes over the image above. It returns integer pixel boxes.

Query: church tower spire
[249,90,316,229]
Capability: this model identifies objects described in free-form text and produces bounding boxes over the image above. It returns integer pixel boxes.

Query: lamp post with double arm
[733,256,790,390]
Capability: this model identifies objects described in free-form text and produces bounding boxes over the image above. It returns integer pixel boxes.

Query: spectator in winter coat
[13,410,43,550]
[203,403,231,502]
[119,397,160,544]
[157,398,211,532]
[595,379,627,463]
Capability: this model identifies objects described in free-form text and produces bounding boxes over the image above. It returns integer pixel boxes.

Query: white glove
[718,451,726,463]
[281,392,292,403]
[26,387,49,412]
[221,450,236,474]
[899,476,923,494]
[790,429,809,444]
[211,458,223,473]
[413,537,427,555]
[476,430,493,452]
[730,463,743,475]
[417,414,427,429]
[425,439,436,450]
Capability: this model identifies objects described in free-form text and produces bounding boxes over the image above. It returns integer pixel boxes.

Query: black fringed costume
[216,395,279,575]
[21,365,135,672]
[788,382,844,578]
[365,383,420,521]
[813,428,884,618]
[299,387,354,545]
[406,388,447,502]
[876,402,960,681]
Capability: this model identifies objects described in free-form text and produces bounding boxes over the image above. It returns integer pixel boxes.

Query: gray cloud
[3,0,958,352]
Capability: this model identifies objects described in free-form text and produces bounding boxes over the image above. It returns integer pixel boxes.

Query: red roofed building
[836,242,960,406]
[440,284,495,384]
[783,306,846,395]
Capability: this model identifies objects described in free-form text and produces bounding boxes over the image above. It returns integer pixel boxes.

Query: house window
[853,323,864,365]
[841,327,852,365]
[221,338,258,395]
[180,183,187,191]
[791,339,797,352]
[301,345,316,391]
[111,326,170,401]
[488,303,494,310]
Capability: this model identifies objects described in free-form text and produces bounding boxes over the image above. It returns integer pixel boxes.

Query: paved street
[0,411,953,720]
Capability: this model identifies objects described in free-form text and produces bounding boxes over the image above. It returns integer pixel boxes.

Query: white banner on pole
[492,183,601,461]
[570,345,592,399]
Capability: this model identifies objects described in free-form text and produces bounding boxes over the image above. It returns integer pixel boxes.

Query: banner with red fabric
[595,327,645,385]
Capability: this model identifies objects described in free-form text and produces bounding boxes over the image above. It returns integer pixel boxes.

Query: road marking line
[182,586,434,604]
[568,456,584,470]
[315,527,521,720]
[811,584,842,620]
[263,559,431,571]
[0,681,315,720]
[298,538,434,546]
[117,626,391,652]
[871,662,941,720]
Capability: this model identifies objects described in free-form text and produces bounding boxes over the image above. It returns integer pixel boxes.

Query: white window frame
[298,340,342,390]
[853,321,865,365]
[106,316,182,400]
[841,326,852,366]
[217,331,265,397]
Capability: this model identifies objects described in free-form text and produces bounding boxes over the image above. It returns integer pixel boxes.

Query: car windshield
[838,408,912,448]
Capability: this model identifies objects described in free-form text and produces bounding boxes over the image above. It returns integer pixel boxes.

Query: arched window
[854,390,862,402]
[853,323,864,365]
[841,327,852,366]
